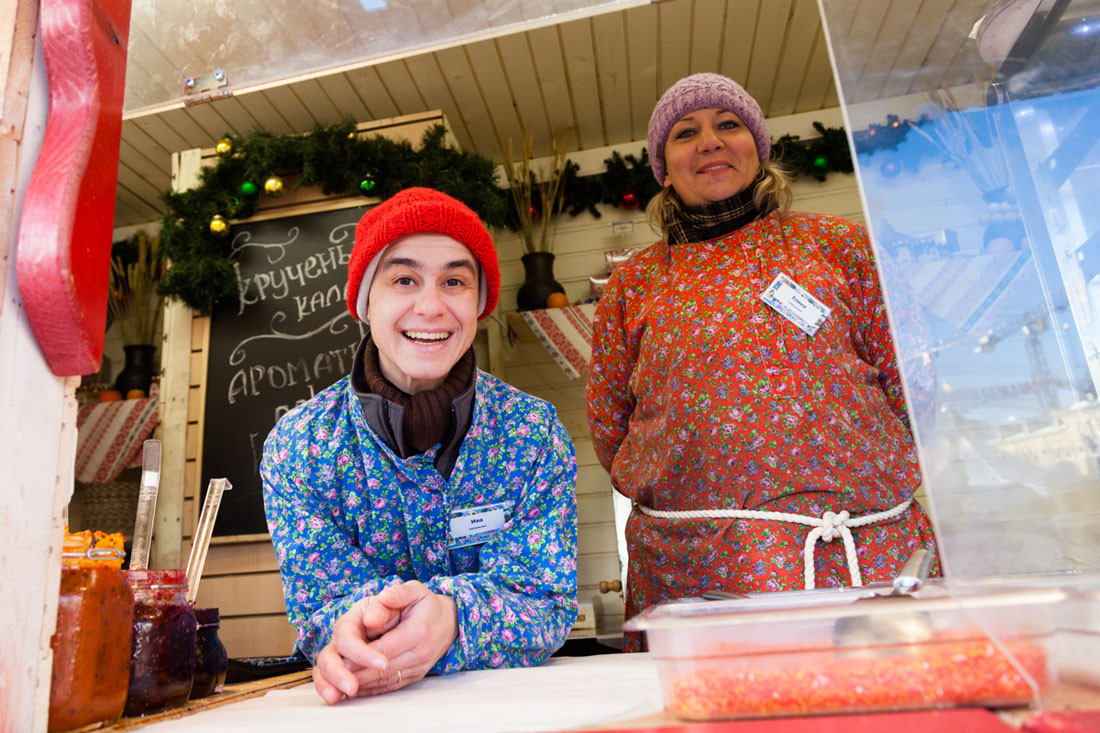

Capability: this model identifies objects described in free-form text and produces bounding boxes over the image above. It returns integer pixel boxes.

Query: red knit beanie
[347,187,500,321]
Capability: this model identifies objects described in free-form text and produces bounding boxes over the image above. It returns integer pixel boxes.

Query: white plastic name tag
[448,501,513,549]
[759,273,831,337]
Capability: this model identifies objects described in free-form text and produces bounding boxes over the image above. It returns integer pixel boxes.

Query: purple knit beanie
[647,73,770,184]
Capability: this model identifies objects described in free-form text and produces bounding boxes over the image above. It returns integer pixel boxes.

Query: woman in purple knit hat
[586,73,939,650]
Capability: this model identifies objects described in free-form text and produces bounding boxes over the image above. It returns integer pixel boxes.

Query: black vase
[516,252,565,311]
[114,344,157,395]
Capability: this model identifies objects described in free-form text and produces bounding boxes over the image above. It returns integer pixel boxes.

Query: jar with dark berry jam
[48,537,134,731]
[189,607,228,698]
[123,569,197,715]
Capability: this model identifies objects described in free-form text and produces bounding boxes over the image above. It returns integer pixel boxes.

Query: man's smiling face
[366,234,479,394]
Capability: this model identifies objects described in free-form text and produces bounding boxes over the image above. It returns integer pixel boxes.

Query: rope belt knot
[636,499,912,590]
[816,510,850,542]
[802,509,860,588]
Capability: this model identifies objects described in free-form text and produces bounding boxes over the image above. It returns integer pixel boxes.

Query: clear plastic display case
[626,0,1100,720]
[822,0,1100,582]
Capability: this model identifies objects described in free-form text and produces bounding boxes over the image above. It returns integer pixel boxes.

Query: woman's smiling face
[663,108,761,206]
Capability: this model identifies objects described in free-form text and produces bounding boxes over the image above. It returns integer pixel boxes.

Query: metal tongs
[130,440,162,570]
[184,477,232,605]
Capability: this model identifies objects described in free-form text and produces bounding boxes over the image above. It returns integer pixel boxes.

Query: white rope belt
[636,499,913,589]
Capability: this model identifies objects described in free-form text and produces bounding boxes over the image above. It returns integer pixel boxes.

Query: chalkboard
[202,203,372,536]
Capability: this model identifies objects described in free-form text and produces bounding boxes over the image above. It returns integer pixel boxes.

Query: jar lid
[61,547,125,567]
[194,607,221,626]
[62,530,126,568]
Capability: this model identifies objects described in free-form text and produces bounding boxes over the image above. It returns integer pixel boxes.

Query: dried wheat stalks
[108,231,162,345]
[502,135,568,254]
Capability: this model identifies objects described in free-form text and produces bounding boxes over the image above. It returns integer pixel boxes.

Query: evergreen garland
[773,122,855,182]
[560,150,663,219]
[157,119,859,312]
[158,121,507,313]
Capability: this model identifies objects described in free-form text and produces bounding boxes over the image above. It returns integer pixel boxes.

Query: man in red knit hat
[261,188,578,704]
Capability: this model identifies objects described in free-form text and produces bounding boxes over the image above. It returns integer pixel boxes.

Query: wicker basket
[79,480,139,536]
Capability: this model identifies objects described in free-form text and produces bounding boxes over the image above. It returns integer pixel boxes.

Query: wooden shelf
[505,312,538,343]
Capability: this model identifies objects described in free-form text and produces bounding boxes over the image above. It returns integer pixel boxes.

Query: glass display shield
[124,0,648,114]
[818,0,1100,581]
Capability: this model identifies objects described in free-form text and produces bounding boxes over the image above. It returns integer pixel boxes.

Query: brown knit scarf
[666,178,766,245]
[362,338,474,455]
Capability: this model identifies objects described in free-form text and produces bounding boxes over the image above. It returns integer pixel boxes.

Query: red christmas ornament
[529,204,540,222]
[619,190,639,210]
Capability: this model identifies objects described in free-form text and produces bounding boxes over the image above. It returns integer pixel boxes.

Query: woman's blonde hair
[645,159,793,239]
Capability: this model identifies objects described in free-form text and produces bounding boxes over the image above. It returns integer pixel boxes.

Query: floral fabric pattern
[586,211,938,646]
[262,370,578,671]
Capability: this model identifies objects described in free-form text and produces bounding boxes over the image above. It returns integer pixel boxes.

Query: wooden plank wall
[159,109,866,657]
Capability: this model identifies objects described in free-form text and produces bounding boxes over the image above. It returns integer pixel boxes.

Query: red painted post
[15,0,133,375]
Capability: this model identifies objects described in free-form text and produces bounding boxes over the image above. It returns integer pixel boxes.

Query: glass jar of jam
[124,568,197,715]
[48,533,134,731]
[190,607,228,699]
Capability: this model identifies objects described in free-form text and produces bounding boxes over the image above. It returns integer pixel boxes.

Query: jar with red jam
[190,607,228,699]
[124,568,197,715]
[48,533,135,731]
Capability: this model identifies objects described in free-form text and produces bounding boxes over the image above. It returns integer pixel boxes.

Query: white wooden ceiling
[114,0,994,227]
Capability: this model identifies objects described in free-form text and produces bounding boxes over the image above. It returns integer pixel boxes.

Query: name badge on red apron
[760,273,831,337]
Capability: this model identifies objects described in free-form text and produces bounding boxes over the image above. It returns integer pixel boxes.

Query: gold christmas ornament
[209,214,229,237]
[264,175,285,197]
[215,138,233,157]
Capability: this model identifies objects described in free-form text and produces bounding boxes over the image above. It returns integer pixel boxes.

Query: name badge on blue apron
[760,273,831,337]
[448,500,514,550]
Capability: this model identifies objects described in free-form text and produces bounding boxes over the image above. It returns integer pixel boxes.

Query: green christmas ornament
[360,174,377,195]
[240,181,258,197]
[812,155,831,176]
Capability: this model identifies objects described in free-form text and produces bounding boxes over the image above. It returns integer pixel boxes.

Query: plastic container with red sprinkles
[625,582,1063,720]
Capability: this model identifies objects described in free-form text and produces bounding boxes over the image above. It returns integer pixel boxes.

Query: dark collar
[349,335,477,480]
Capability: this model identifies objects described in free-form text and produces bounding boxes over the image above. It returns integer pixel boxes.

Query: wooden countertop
[75,671,312,731]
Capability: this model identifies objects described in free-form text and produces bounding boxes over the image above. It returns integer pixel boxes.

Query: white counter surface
[142,654,664,732]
